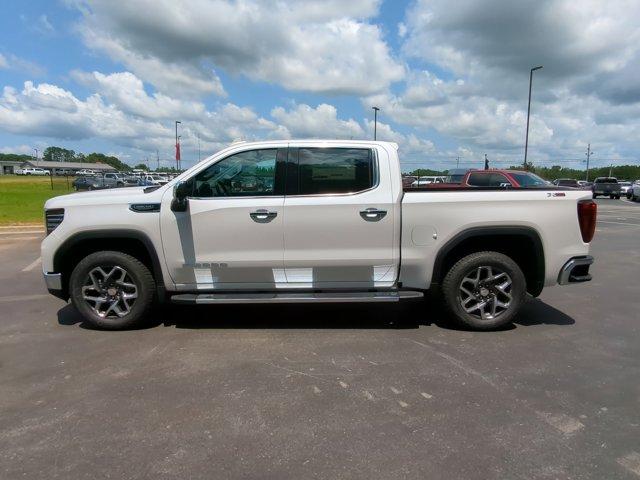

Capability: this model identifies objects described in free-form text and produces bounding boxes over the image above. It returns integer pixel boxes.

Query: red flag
[175,142,181,161]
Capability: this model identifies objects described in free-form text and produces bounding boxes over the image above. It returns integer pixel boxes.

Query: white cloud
[71,70,207,119]
[0,144,35,155]
[271,103,364,139]
[71,0,403,96]
[0,78,281,159]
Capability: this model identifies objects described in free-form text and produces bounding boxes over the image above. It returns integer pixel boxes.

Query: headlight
[45,208,64,235]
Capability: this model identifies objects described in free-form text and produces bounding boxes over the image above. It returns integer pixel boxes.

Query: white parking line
[0,230,44,235]
[597,220,640,227]
[22,257,42,272]
[0,294,51,303]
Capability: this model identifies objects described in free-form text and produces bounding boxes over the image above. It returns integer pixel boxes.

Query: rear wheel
[441,251,526,330]
[69,251,155,329]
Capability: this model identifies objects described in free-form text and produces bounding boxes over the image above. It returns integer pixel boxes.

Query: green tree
[43,146,76,162]
[84,153,131,171]
[134,163,149,171]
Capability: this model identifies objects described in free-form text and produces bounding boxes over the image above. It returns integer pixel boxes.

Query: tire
[69,251,156,330]
[592,194,597,199]
[441,251,527,330]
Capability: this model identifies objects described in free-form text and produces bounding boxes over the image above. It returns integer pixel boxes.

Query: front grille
[45,209,64,235]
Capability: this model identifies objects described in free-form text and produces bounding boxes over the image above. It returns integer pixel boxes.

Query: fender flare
[431,226,545,296]
[53,229,166,296]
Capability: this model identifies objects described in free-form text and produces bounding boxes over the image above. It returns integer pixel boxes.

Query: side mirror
[171,180,192,212]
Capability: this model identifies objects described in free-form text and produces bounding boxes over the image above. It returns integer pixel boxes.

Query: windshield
[595,178,617,183]
[509,172,549,187]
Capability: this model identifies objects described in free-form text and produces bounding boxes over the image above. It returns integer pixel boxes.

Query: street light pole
[372,107,380,141]
[34,148,38,167]
[524,65,543,170]
[175,120,181,170]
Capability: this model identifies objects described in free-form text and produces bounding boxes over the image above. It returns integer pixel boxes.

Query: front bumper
[558,256,594,285]
[43,272,68,300]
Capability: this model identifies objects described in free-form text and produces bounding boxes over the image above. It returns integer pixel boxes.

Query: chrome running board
[170,291,423,305]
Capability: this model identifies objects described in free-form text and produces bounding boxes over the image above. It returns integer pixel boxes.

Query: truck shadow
[57,297,574,331]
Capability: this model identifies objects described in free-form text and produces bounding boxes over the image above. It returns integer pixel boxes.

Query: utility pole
[456,156,460,168]
[156,150,160,171]
[175,120,181,170]
[372,106,380,141]
[585,144,593,181]
[34,148,38,167]
[608,164,613,177]
[524,65,543,170]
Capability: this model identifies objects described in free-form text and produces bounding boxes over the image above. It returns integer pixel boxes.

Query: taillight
[577,200,597,243]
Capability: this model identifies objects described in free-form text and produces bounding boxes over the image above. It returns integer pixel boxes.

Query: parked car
[16,167,50,176]
[42,140,595,332]
[72,176,108,191]
[411,175,446,186]
[402,176,417,187]
[410,169,551,189]
[139,174,169,186]
[618,181,632,196]
[592,177,621,199]
[553,178,580,188]
[76,169,97,176]
[629,182,640,201]
[102,173,126,188]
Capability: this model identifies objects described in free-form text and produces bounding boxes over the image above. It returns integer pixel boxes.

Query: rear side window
[467,172,510,187]
[297,148,374,195]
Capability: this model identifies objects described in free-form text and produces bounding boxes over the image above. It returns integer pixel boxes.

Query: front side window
[297,148,374,195]
[193,149,277,197]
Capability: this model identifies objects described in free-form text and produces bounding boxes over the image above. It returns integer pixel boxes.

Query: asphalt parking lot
[1,199,639,480]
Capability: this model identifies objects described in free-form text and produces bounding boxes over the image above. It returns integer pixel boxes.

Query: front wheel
[441,251,526,330]
[69,251,156,329]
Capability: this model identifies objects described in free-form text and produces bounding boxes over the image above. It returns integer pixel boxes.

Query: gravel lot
[1,198,639,480]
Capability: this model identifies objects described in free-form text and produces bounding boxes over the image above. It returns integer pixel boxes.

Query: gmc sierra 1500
[41,140,596,330]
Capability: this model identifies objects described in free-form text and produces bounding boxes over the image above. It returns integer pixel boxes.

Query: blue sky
[1,0,639,171]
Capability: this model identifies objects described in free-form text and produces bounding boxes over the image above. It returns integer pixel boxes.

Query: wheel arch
[53,230,165,299]
[432,226,545,296]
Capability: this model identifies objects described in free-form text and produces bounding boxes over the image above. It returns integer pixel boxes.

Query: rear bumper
[558,256,594,285]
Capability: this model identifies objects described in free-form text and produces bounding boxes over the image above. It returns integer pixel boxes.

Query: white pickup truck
[41,140,596,330]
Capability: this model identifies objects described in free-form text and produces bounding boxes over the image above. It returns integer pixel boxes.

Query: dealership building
[0,160,117,175]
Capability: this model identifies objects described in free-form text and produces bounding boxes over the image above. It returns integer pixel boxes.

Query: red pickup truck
[409,169,551,189]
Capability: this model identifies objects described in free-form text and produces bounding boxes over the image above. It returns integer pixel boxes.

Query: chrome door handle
[359,208,387,222]
[250,209,278,223]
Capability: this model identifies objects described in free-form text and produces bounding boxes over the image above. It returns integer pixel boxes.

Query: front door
[282,146,397,288]
[160,148,286,290]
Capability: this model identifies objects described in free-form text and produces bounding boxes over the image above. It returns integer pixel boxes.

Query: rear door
[282,146,397,288]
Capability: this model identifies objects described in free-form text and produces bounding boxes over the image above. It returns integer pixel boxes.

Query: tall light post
[33,148,38,167]
[524,65,543,170]
[372,106,380,141]
[175,120,181,170]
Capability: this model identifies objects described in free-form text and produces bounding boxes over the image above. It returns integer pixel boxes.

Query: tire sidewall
[442,252,526,330]
[69,251,154,329]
